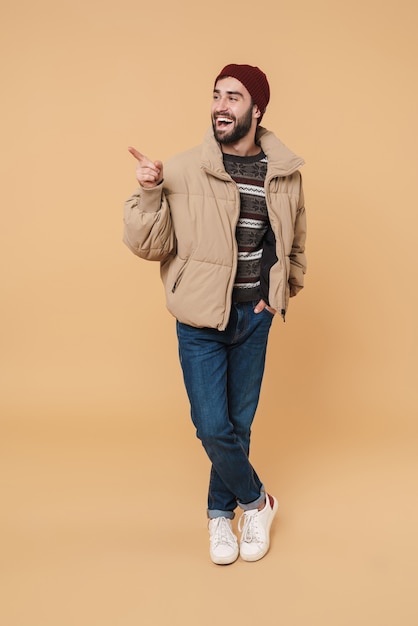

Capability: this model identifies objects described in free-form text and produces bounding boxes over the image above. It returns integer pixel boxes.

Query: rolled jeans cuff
[207,509,235,520]
[238,485,266,511]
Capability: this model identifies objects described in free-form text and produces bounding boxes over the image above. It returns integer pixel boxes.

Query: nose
[213,96,229,113]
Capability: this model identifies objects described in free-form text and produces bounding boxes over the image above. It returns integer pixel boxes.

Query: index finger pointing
[128,146,147,162]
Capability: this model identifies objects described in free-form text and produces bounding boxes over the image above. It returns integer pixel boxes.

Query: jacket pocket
[171,255,193,293]
[166,258,232,329]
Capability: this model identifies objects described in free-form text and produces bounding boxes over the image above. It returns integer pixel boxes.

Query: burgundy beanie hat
[214,63,270,122]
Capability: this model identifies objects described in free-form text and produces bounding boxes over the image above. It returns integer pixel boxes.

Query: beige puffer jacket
[123,126,306,330]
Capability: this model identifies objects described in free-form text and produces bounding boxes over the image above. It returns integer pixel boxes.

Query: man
[123,64,306,565]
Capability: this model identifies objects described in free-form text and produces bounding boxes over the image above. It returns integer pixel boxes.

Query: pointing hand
[128,146,164,188]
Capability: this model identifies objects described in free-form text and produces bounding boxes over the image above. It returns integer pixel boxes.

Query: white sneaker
[238,494,278,562]
[208,517,239,565]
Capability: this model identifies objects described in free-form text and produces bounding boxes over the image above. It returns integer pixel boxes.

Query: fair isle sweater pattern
[223,151,269,303]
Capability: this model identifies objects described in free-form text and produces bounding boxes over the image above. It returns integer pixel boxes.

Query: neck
[221,142,261,157]
[220,128,260,157]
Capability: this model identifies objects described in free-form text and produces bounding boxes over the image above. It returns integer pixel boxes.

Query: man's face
[211,76,259,145]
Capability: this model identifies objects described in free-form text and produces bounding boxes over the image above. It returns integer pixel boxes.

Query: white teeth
[217,117,232,124]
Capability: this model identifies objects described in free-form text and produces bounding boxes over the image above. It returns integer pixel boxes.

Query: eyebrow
[213,88,244,97]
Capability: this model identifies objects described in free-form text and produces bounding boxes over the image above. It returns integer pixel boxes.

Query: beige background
[1,0,417,624]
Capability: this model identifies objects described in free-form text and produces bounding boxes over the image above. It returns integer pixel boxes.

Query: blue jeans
[176,301,274,519]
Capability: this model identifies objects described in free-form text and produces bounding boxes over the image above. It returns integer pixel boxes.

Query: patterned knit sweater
[223,151,270,303]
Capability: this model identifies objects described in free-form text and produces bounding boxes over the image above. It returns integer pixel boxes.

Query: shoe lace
[238,510,261,543]
[211,517,236,547]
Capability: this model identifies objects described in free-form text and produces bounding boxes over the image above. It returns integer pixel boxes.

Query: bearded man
[123,64,307,565]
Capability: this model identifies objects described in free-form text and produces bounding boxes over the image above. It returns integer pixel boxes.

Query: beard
[212,103,254,144]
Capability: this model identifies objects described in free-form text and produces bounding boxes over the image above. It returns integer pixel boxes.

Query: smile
[216,117,234,128]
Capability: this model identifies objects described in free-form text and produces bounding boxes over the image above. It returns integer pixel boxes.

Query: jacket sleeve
[123,184,176,261]
[289,174,307,297]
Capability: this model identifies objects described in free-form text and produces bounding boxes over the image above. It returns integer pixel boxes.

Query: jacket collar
[200,126,304,179]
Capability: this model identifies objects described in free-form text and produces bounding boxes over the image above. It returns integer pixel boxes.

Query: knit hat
[214,64,270,121]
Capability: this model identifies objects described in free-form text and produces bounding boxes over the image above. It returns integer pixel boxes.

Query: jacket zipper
[265,174,287,322]
[223,182,240,328]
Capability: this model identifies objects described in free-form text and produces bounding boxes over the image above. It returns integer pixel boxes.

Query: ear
[253,104,261,120]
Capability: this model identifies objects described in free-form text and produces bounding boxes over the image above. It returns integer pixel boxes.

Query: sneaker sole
[210,548,239,565]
